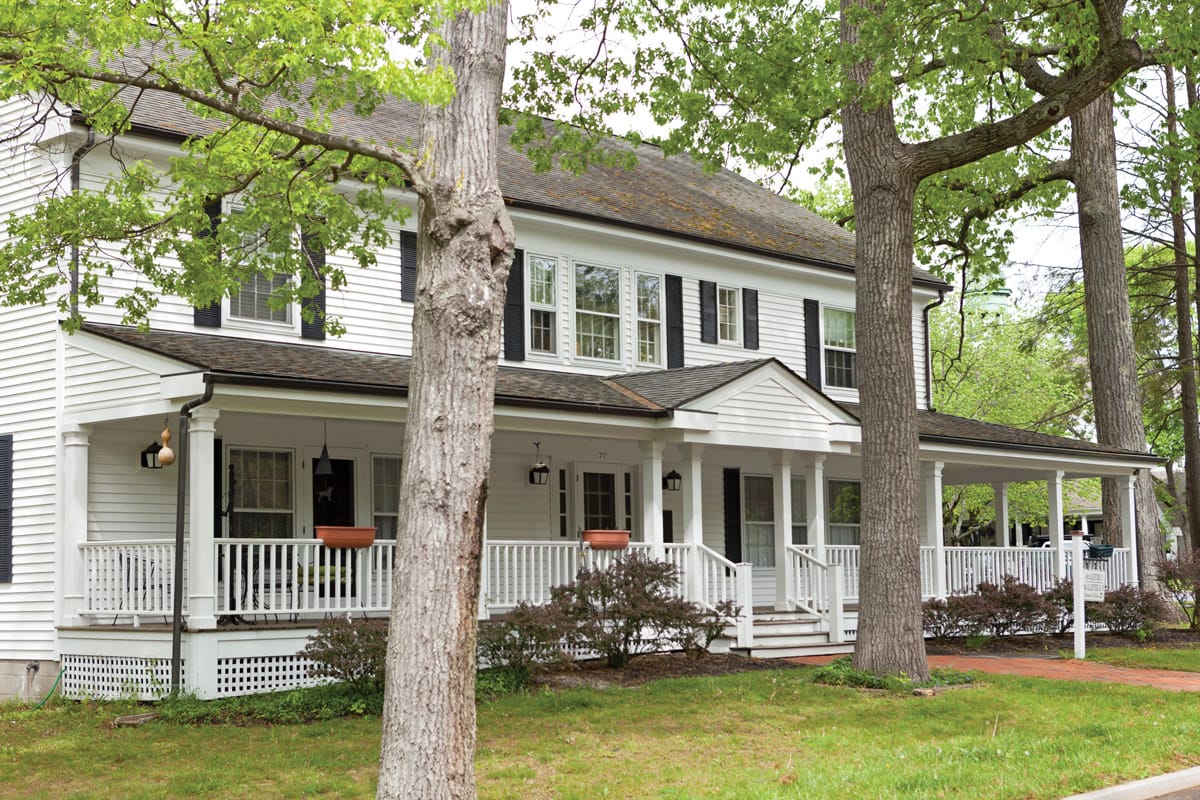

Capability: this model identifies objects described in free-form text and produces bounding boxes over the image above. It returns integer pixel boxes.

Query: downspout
[170,375,215,697]
[68,128,96,320]
[922,290,947,412]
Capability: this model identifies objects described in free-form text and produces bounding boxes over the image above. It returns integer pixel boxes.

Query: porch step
[731,641,855,659]
[724,610,855,659]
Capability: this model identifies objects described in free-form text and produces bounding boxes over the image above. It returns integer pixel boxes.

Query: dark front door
[313,458,355,528]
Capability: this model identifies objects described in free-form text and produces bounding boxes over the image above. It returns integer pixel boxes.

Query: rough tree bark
[1165,67,1200,553]
[377,3,514,799]
[840,0,1140,679]
[1071,92,1160,583]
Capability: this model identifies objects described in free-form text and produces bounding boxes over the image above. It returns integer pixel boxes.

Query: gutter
[68,128,97,319]
[922,289,947,411]
[170,375,215,696]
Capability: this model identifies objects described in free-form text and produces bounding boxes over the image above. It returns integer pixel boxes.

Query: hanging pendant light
[315,419,333,476]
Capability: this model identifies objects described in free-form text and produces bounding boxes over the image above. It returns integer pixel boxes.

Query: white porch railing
[786,545,846,644]
[80,540,181,626]
[214,538,396,617]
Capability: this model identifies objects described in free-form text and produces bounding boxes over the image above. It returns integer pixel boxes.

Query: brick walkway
[787,654,1200,691]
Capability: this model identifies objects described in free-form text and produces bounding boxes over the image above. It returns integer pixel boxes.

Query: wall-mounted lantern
[662,470,682,492]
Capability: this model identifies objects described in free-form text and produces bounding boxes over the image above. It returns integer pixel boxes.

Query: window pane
[529,256,557,306]
[718,286,739,342]
[576,312,618,360]
[373,456,402,540]
[636,273,660,320]
[582,472,617,530]
[229,448,293,539]
[743,475,773,522]
[530,309,556,353]
[825,349,857,389]
[824,308,856,349]
[638,320,660,364]
[575,264,619,313]
[231,272,290,323]
[828,480,861,524]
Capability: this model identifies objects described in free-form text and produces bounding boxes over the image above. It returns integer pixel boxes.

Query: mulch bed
[529,629,1200,691]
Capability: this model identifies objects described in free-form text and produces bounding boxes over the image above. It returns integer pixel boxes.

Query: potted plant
[315,526,376,548]
[581,529,631,550]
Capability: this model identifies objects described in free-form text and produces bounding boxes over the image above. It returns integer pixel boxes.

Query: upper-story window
[717,285,740,344]
[823,308,857,389]
[230,272,292,323]
[574,263,620,361]
[528,255,557,355]
[636,273,662,365]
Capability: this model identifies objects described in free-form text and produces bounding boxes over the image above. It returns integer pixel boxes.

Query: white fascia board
[679,429,841,452]
[160,372,207,402]
[922,441,1154,480]
[65,399,183,426]
[828,423,861,445]
[667,409,718,432]
[205,383,408,421]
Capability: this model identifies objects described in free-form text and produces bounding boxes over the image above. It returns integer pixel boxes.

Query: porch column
[771,450,793,611]
[923,461,946,599]
[1048,470,1066,579]
[805,455,826,562]
[61,425,91,626]
[1121,473,1139,588]
[681,444,704,604]
[993,482,1010,548]
[640,440,665,558]
[187,407,220,631]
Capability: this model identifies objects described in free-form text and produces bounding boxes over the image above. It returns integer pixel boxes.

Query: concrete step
[731,642,855,659]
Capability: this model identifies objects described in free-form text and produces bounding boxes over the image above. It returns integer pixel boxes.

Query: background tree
[514,0,1143,679]
[0,2,513,798]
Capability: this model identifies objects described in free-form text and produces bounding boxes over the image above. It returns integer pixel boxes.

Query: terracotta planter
[581,529,631,550]
[315,526,376,548]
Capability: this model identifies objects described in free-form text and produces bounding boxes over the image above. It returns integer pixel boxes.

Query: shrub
[1156,554,1200,629]
[547,552,739,667]
[921,593,988,639]
[476,601,571,676]
[475,667,531,699]
[1042,579,1077,634]
[974,576,1053,636]
[301,616,388,692]
[1091,585,1170,637]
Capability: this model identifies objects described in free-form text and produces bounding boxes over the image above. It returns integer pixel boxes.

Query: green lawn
[5,665,1200,799]
[1086,645,1200,672]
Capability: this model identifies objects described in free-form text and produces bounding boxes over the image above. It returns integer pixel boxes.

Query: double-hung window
[228,213,292,324]
[823,308,857,389]
[228,448,294,538]
[827,479,861,545]
[372,455,402,540]
[574,263,620,361]
[717,285,740,344]
[528,255,557,355]
[636,273,662,365]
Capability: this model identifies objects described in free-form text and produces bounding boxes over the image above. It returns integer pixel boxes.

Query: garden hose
[31,667,64,710]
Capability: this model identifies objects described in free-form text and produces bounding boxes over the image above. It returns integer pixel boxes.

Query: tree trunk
[377,4,513,799]
[1165,67,1200,555]
[1071,92,1159,585]
[841,0,929,682]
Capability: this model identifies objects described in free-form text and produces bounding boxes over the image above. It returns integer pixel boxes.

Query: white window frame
[822,306,857,390]
[227,447,295,539]
[526,253,559,356]
[572,261,622,363]
[635,272,663,366]
[717,284,740,345]
[371,454,403,540]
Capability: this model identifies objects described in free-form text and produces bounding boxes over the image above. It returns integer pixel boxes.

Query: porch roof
[78,323,1161,466]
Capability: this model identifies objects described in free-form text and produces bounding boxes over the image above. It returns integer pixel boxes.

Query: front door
[313,458,355,528]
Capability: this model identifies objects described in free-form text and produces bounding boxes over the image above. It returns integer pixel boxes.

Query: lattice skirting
[215,655,321,697]
[60,654,182,700]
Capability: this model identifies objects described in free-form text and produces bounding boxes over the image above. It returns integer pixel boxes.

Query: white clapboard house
[0,89,1158,701]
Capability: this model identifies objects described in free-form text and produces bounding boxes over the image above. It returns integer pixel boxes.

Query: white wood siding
[0,97,70,660]
[715,378,832,438]
[64,347,163,414]
[87,427,184,541]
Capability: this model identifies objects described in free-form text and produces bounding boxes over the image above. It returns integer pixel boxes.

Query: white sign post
[1072,531,1086,660]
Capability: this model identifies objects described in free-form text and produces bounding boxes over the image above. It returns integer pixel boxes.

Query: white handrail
[79,540,181,626]
[694,543,753,648]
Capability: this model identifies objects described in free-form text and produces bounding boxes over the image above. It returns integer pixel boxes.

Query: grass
[1086,645,1200,672]
[5,664,1200,799]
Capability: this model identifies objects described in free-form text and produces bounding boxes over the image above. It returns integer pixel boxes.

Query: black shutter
[699,280,717,344]
[722,467,742,564]
[213,438,224,539]
[400,230,418,303]
[665,274,684,368]
[300,230,326,341]
[193,200,223,327]
[0,434,12,583]
[503,249,526,362]
[742,288,759,351]
[804,298,822,388]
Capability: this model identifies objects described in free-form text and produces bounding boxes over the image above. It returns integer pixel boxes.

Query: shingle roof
[88,50,945,288]
[81,323,1157,463]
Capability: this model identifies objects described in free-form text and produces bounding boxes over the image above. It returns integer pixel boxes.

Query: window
[718,285,740,344]
[574,263,620,360]
[827,479,861,545]
[742,475,774,566]
[791,477,807,545]
[823,308,857,389]
[230,272,292,323]
[582,472,617,530]
[528,255,557,354]
[228,449,293,538]
[372,455,402,540]
[636,273,662,365]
